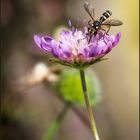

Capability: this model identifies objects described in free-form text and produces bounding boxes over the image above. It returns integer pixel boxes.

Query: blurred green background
[1,0,139,140]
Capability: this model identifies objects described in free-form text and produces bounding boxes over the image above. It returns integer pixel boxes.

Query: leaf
[55,69,101,106]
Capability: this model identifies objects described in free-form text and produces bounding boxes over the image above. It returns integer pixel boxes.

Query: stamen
[68,19,72,27]
[72,26,76,35]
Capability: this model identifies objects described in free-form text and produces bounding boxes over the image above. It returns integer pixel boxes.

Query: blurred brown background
[1,0,139,140]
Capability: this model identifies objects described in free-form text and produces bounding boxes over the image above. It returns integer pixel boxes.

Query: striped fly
[84,2,123,41]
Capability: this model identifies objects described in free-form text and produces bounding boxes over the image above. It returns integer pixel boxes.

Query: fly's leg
[99,28,106,38]
[88,20,92,26]
[100,27,111,38]
[86,32,92,44]
[106,26,111,35]
[88,34,92,43]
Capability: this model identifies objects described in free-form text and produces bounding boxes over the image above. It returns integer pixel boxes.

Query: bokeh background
[1,0,139,140]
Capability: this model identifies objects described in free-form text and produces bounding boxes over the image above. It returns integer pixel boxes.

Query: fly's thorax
[92,21,101,29]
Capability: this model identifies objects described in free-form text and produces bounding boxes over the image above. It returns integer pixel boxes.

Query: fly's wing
[84,1,95,21]
[102,19,123,26]
[100,24,110,30]
[68,18,89,30]
[76,18,89,28]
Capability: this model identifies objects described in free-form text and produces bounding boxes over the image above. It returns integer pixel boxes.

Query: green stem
[79,69,100,140]
[42,104,70,140]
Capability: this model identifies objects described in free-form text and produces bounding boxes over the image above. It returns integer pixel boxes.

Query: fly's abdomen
[99,10,112,23]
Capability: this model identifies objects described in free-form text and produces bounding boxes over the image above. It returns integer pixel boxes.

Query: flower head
[34,27,121,69]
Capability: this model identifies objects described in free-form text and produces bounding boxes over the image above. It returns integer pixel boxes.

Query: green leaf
[55,69,101,106]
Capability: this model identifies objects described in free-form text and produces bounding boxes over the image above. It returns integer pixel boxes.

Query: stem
[79,69,100,140]
[42,104,70,140]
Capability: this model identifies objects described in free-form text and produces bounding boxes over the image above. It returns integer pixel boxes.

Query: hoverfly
[84,2,123,42]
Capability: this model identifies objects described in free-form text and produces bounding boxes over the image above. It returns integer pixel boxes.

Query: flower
[34,28,121,69]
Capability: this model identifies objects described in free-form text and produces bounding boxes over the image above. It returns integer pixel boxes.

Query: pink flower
[34,29,121,69]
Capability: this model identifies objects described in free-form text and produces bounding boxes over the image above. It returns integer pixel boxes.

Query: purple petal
[60,30,70,36]
[90,31,103,42]
[57,44,72,60]
[43,36,53,42]
[89,39,112,57]
[83,47,90,57]
[61,47,72,58]
[34,35,53,53]
[113,32,121,46]
[34,35,42,48]
[88,43,99,57]
[90,48,98,57]
[59,53,72,61]
[41,36,53,52]
[51,40,61,58]
[104,32,121,48]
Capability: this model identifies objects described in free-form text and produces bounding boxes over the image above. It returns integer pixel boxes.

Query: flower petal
[34,35,53,53]
[34,35,42,48]
[51,40,61,58]
[41,36,53,52]
[113,32,121,46]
